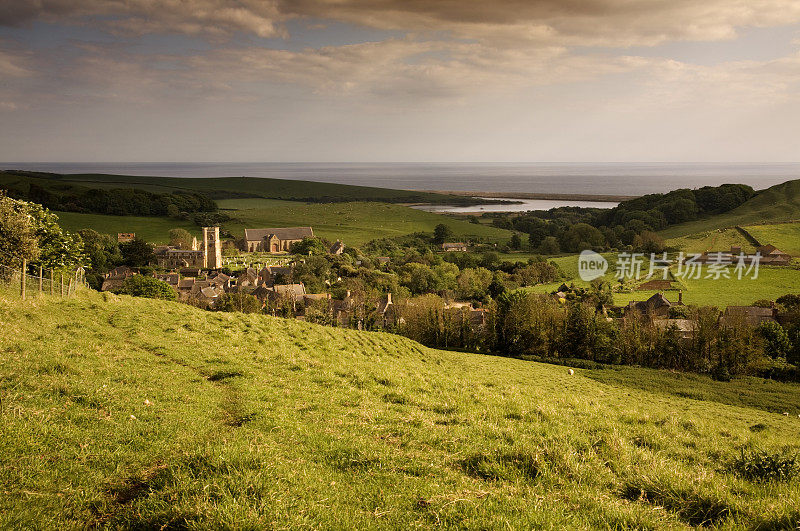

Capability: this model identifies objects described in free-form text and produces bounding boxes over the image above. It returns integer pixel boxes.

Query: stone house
[441,242,468,252]
[243,227,314,253]
[720,306,777,327]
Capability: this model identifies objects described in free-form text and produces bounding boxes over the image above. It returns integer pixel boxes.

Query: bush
[121,275,176,301]
[731,448,799,482]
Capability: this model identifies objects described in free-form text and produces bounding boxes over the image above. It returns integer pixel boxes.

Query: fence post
[68,278,73,297]
[50,269,54,295]
[39,266,43,293]
[61,273,65,297]
[20,259,26,300]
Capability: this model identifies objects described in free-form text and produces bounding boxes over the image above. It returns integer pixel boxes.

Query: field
[744,222,800,256]
[53,211,201,244]
[660,179,800,238]
[217,198,513,247]
[664,228,756,255]
[2,287,800,528]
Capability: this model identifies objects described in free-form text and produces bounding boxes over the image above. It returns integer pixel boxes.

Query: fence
[1,261,87,301]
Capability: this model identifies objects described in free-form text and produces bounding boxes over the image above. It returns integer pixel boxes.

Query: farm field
[54,211,200,244]
[744,222,800,256]
[2,288,800,528]
[217,198,514,247]
[664,228,756,255]
[659,179,800,238]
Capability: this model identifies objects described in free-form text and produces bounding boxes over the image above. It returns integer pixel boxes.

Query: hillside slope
[661,179,800,238]
[1,290,799,528]
[0,170,479,204]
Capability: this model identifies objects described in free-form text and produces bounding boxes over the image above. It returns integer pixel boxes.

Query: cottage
[653,319,696,340]
[243,227,314,253]
[757,245,792,266]
[330,241,345,255]
[626,292,682,319]
[441,242,468,252]
[720,306,777,327]
[117,233,135,243]
[259,265,292,287]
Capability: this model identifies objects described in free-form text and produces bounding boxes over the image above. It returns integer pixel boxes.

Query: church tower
[202,226,222,269]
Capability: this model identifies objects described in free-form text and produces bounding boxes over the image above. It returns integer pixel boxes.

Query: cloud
[0,49,33,77]
[3,0,800,48]
[0,0,284,38]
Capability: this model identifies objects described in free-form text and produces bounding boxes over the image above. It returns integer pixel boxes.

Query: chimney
[678,290,683,304]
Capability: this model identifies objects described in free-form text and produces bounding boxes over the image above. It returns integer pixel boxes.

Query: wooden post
[20,259,26,300]
[38,266,43,293]
[50,269,54,295]
[68,278,73,297]
[61,273,65,297]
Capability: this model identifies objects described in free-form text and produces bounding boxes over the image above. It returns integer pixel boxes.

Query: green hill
[661,179,800,238]
[0,170,482,204]
[2,288,799,528]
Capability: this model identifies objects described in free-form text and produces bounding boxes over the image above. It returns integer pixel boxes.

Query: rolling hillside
[0,170,481,204]
[2,288,799,528]
[660,179,800,238]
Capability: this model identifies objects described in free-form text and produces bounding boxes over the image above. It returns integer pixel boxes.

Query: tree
[120,237,155,267]
[215,292,261,313]
[510,233,522,250]
[169,228,194,249]
[433,223,454,245]
[757,321,791,359]
[121,275,176,300]
[559,223,606,253]
[0,195,39,277]
[537,236,560,255]
[290,237,327,256]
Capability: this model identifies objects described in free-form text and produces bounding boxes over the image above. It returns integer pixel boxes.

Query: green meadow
[53,211,201,244]
[744,222,800,256]
[217,198,513,247]
[664,228,756,255]
[2,287,800,528]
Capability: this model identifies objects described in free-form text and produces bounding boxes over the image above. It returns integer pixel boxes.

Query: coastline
[422,190,636,202]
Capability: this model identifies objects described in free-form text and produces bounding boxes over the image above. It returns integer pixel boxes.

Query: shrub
[731,448,799,482]
[121,275,176,301]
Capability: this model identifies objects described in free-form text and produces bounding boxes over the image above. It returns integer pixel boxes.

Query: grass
[665,227,757,255]
[217,198,513,247]
[2,287,800,528]
[53,211,201,244]
[744,222,800,256]
[660,179,800,238]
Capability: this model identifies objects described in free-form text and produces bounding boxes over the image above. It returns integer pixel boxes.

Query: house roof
[273,283,306,297]
[177,278,195,289]
[721,306,776,326]
[653,319,695,332]
[199,286,219,299]
[244,227,313,241]
[441,242,467,248]
[330,241,345,254]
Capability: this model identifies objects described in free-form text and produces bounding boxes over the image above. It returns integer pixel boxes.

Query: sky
[1,0,800,163]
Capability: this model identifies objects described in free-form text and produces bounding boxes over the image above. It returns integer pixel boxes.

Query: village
[100,224,797,351]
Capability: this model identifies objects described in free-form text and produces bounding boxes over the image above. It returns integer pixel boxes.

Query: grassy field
[665,228,756,255]
[54,211,200,244]
[2,287,800,528]
[0,170,477,204]
[217,198,514,247]
[744,222,800,256]
[660,179,800,238]
[48,199,514,247]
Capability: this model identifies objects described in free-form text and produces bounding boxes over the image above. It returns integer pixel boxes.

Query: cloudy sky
[1,0,800,162]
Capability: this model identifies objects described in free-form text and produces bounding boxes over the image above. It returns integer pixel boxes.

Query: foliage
[757,321,791,359]
[290,237,329,256]
[169,228,194,249]
[215,292,261,314]
[433,223,454,245]
[731,449,799,482]
[120,275,176,300]
[120,237,155,267]
[0,195,39,275]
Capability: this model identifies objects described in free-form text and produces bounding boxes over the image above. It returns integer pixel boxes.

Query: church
[243,227,314,253]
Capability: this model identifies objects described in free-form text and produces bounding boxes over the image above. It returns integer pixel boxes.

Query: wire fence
[1,261,88,301]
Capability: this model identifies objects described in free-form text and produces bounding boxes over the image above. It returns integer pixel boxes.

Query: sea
[4,162,798,211]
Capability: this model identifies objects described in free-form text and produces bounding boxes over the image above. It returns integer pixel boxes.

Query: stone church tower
[202,226,222,269]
